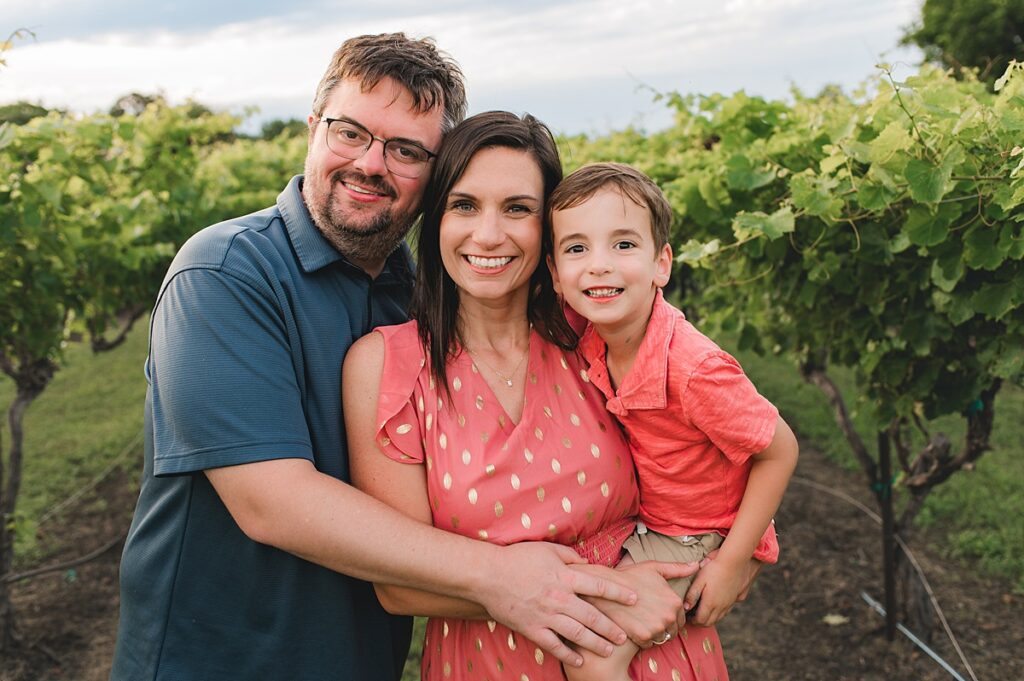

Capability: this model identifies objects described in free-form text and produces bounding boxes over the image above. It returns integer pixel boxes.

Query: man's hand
[477,542,638,668]
[577,560,696,648]
[684,551,763,627]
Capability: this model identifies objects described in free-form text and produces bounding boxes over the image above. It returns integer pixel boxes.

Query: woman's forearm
[375,584,487,618]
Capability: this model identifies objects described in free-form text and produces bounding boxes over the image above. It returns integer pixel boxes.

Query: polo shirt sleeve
[683,351,779,465]
[148,267,313,476]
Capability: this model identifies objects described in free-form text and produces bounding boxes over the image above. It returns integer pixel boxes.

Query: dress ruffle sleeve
[373,322,428,465]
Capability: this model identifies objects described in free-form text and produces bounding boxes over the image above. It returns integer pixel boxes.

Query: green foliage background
[1,62,1021,606]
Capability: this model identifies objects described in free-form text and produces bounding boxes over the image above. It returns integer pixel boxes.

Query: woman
[343,111,730,680]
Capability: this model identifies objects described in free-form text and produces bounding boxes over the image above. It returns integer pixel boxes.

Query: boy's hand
[682,552,756,627]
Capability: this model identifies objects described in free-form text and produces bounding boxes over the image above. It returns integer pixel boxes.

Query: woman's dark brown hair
[409,110,573,398]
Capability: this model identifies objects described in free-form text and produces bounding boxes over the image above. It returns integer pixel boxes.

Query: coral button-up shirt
[579,289,781,562]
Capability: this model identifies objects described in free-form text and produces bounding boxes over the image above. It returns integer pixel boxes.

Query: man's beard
[305,170,416,268]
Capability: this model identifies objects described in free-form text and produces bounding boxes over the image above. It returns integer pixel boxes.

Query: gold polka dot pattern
[374,323,724,679]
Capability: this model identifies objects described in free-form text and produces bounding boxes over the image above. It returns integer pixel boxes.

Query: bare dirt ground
[3,444,1022,681]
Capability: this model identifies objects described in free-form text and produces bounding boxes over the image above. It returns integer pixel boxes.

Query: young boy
[548,162,799,679]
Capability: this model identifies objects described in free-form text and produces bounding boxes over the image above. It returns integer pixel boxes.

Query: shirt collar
[578,289,676,415]
[277,175,414,286]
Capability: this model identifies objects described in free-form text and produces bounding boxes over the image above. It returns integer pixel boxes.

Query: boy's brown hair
[548,162,673,251]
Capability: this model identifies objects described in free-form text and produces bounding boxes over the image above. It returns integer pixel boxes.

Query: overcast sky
[2,0,925,135]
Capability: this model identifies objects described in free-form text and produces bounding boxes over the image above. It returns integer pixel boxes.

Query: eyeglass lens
[325,119,431,178]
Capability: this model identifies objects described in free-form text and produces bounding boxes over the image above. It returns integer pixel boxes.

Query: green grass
[0,321,149,560]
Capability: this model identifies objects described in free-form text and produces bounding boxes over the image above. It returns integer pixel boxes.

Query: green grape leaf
[868,121,914,164]
[725,154,776,191]
[930,251,964,292]
[856,181,897,212]
[698,175,729,212]
[999,224,1024,260]
[904,205,948,246]
[676,238,721,265]
[790,173,842,220]
[991,345,1023,378]
[840,139,872,164]
[819,146,847,175]
[732,207,795,240]
[971,282,1016,319]
[888,231,912,254]
[905,157,951,204]
[994,62,1024,92]
[964,226,1005,270]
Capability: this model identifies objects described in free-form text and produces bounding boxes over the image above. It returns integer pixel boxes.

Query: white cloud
[0,0,924,134]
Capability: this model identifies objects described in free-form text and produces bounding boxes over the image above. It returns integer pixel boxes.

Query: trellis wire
[36,430,142,527]
[790,475,979,681]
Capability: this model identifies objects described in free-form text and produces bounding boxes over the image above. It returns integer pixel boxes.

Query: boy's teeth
[467,255,512,268]
[586,288,623,297]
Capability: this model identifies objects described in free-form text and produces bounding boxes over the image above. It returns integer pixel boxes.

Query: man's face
[303,76,445,273]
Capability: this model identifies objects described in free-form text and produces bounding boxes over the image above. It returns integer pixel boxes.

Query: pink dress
[375,321,729,681]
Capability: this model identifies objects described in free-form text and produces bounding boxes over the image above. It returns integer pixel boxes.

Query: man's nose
[353,138,389,177]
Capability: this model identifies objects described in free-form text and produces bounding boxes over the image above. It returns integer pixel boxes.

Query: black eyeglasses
[319,116,437,179]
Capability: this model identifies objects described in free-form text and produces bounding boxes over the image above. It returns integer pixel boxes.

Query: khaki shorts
[621,527,724,599]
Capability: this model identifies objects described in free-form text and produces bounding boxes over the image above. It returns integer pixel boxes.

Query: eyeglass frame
[317,116,438,179]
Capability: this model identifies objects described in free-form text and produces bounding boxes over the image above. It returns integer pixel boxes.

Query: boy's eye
[614,241,638,250]
[564,244,585,254]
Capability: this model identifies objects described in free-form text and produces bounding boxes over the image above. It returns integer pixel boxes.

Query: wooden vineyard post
[877,430,897,641]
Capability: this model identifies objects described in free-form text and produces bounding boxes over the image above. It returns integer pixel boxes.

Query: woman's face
[439,146,544,307]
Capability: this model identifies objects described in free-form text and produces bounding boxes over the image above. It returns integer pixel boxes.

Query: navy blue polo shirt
[111,175,414,681]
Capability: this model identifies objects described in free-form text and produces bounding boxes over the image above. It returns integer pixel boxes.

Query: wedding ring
[652,631,672,645]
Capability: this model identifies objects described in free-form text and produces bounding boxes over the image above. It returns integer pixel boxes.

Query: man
[109,33,641,681]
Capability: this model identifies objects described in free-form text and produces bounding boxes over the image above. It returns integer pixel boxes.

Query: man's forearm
[207,458,501,599]
[207,457,636,666]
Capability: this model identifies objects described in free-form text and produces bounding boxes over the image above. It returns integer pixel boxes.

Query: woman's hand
[571,561,696,647]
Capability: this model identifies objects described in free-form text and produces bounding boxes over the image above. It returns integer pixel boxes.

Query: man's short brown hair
[312,32,466,133]
[548,162,673,251]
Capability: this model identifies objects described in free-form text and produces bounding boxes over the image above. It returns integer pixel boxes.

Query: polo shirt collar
[277,175,414,285]
[579,288,676,415]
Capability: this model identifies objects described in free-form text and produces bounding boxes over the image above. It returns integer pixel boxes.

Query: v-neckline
[461,328,535,429]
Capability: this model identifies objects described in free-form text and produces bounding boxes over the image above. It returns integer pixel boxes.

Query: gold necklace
[465,343,529,388]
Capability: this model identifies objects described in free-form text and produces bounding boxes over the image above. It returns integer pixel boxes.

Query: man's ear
[654,243,673,288]
[307,114,319,144]
[546,255,563,295]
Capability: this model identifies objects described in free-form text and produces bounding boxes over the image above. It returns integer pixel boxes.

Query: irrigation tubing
[861,591,966,681]
[790,475,979,681]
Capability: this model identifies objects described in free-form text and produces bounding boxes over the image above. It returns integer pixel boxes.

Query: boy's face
[549,186,672,338]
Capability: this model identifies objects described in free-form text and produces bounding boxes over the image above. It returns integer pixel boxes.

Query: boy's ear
[654,243,672,288]
[546,255,563,294]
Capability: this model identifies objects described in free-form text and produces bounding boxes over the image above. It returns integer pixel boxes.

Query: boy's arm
[683,416,799,625]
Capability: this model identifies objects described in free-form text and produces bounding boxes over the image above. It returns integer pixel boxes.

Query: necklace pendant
[505,378,513,387]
